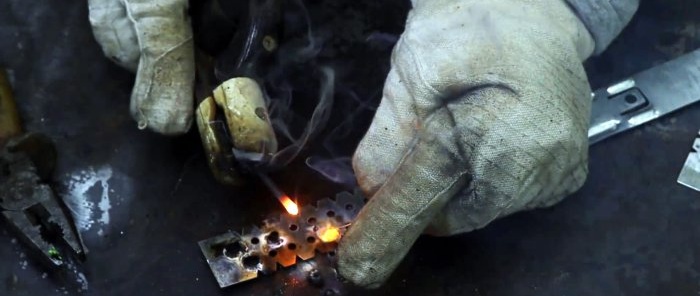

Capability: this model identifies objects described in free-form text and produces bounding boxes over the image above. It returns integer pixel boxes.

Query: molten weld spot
[317,227,341,243]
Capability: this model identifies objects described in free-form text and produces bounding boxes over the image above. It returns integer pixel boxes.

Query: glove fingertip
[133,108,193,135]
[337,237,386,289]
[87,0,140,72]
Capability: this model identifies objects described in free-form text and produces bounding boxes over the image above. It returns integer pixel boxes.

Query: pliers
[0,69,86,269]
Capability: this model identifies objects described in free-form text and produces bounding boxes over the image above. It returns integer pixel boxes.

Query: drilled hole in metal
[307,217,316,224]
[266,231,280,245]
[326,211,335,217]
[289,224,298,231]
[625,94,638,104]
[306,236,316,243]
[308,269,323,287]
[223,242,244,258]
[251,237,260,244]
[288,243,297,250]
[345,204,354,211]
[242,255,260,269]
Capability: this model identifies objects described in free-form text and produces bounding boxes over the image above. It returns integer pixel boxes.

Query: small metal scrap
[678,130,700,191]
[199,190,364,288]
[589,48,700,144]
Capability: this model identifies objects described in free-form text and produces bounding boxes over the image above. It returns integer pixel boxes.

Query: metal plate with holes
[678,130,700,191]
[589,49,700,144]
[198,190,364,288]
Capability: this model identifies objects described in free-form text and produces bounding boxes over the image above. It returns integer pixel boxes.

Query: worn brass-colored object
[0,69,22,147]
[212,77,277,153]
[196,77,277,185]
[196,97,243,185]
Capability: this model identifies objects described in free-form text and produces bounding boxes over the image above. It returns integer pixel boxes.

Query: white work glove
[339,0,638,288]
[88,0,195,135]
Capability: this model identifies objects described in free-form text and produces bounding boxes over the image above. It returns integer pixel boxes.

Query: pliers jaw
[0,133,86,269]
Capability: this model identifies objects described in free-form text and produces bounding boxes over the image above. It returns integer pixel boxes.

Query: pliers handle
[0,68,86,269]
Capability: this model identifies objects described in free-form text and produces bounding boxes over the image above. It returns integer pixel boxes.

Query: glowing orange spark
[317,227,341,243]
[279,195,299,215]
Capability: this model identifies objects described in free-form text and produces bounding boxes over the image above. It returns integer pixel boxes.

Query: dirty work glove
[88,0,195,135]
[339,0,639,288]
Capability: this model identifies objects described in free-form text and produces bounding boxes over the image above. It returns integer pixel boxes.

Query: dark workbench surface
[1,1,699,295]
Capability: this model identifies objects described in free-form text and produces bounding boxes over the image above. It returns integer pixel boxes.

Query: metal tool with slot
[586,48,700,191]
[588,49,700,144]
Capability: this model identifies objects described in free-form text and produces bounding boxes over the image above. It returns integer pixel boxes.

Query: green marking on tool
[48,246,62,261]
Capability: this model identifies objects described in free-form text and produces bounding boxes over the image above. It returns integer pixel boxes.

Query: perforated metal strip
[198,190,364,287]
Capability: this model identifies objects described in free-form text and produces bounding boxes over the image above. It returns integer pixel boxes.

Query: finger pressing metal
[338,126,470,288]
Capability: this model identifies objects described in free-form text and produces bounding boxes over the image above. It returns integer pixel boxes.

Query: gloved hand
[88,0,195,135]
[339,0,638,288]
